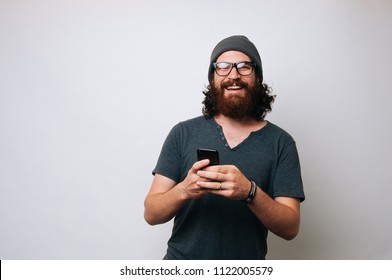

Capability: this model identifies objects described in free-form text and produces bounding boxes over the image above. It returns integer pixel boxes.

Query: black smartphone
[197,148,220,166]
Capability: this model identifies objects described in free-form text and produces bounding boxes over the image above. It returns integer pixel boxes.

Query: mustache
[220,79,249,89]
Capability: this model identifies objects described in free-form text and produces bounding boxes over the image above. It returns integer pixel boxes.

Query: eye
[237,62,252,70]
[216,62,231,69]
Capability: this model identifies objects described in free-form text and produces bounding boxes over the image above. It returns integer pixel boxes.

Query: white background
[1,0,391,259]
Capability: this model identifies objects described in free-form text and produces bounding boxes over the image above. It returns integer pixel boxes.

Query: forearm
[144,182,189,225]
[248,189,300,240]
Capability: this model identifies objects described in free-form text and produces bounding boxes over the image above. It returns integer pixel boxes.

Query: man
[144,35,305,260]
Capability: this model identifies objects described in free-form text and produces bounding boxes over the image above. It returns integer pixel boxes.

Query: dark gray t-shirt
[153,116,305,259]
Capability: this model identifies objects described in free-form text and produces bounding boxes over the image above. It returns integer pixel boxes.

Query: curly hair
[202,79,275,120]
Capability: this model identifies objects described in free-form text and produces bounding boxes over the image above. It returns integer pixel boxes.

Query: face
[211,51,259,119]
[213,51,257,95]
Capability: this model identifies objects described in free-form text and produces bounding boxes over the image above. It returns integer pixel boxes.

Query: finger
[190,159,210,173]
[197,169,227,182]
[197,181,223,190]
[203,164,235,174]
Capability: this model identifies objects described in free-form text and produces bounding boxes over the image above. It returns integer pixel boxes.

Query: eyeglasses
[213,61,256,76]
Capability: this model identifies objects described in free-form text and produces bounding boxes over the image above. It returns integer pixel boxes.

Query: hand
[180,159,212,199]
[196,165,251,201]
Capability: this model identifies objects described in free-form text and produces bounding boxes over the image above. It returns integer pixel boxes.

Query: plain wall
[1,0,391,259]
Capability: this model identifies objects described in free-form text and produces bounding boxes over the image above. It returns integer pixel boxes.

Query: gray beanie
[208,35,263,82]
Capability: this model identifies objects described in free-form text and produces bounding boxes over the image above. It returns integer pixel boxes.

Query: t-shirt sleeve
[272,140,305,202]
[152,123,182,183]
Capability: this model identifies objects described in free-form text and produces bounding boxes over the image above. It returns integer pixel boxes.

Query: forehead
[216,50,251,62]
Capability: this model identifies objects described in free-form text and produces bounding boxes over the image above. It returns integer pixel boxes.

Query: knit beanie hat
[208,35,263,82]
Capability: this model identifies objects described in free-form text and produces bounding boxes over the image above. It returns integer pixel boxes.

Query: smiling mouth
[222,79,248,91]
[226,86,242,90]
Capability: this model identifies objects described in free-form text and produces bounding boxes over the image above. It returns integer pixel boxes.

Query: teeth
[227,86,241,90]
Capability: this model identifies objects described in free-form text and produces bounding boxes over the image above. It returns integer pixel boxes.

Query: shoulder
[178,115,210,126]
[264,121,296,145]
[166,116,210,139]
[265,121,293,139]
[172,116,211,131]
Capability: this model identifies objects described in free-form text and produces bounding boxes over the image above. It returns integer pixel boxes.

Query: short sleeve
[272,141,305,202]
[152,124,183,183]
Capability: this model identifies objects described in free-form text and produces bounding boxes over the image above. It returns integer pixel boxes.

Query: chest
[222,121,267,148]
[222,128,251,148]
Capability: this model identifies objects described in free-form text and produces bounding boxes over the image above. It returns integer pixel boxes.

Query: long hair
[202,77,275,120]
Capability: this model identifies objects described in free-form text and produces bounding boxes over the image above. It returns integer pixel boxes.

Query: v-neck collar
[208,117,270,150]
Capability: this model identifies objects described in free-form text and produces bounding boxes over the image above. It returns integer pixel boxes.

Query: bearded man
[144,35,305,260]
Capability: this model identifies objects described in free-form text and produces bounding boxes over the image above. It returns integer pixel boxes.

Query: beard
[210,79,260,120]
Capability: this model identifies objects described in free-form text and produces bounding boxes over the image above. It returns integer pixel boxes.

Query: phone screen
[197,148,220,165]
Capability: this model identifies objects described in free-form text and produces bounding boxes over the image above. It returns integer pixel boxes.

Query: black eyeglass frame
[212,61,256,76]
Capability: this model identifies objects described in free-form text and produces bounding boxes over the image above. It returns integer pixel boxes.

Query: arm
[144,159,211,225]
[248,191,300,240]
[196,165,301,240]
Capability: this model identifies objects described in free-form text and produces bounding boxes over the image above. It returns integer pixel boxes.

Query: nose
[227,65,241,79]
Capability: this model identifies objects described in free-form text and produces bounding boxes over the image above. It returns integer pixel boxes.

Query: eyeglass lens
[214,62,254,76]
